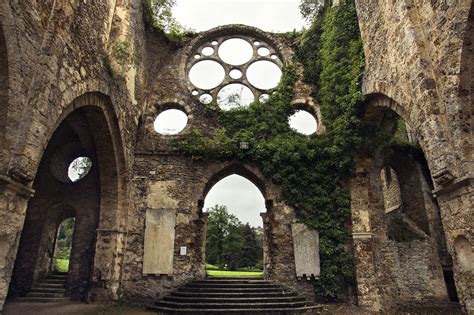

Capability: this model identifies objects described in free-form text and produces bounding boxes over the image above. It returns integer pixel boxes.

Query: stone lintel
[0,174,35,198]
[432,176,473,198]
[352,232,373,239]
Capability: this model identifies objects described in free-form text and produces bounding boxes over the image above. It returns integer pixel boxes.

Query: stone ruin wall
[122,25,318,302]
[354,0,474,312]
[0,0,472,314]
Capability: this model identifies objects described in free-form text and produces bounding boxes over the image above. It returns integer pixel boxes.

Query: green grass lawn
[54,258,69,273]
[206,270,263,278]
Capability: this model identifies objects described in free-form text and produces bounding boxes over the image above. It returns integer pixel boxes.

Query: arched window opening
[380,166,402,213]
[52,218,75,273]
[203,174,265,277]
[68,157,92,182]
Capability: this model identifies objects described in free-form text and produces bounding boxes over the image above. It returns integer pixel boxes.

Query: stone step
[26,292,65,298]
[178,287,286,293]
[32,282,65,289]
[186,283,281,289]
[155,300,310,310]
[172,291,298,298]
[207,277,264,280]
[195,280,273,285]
[15,296,68,303]
[30,287,66,294]
[40,279,67,285]
[164,295,306,304]
[46,273,68,280]
[147,305,322,314]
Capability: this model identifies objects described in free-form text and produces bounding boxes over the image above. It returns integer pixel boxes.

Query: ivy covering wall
[170,0,365,300]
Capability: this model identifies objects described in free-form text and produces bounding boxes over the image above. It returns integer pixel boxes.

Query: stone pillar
[89,229,126,301]
[350,159,382,311]
[0,175,34,312]
[433,177,474,314]
[198,212,209,279]
[260,212,269,278]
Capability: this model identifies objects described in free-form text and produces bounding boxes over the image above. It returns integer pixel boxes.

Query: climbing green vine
[144,0,192,42]
[172,0,365,300]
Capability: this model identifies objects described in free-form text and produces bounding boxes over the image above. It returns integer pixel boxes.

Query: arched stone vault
[355,1,474,312]
[0,1,472,313]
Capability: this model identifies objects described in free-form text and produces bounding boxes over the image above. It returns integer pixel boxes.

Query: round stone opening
[217,83,254,110]
[200,93,213,104]
[68,157,92,182]
[289,110,318,135]
[229,69,243,80]
[154,109,188,135]
[189,60,225,90]
[202,46,214,56]
[247,60,282,90]
[257,47,270,57]
[218,38,253,66]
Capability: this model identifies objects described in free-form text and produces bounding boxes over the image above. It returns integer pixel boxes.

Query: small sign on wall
[180,246,187,256]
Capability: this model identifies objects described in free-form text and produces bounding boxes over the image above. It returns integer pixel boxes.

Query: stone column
[350,159,382,311]
[197,212,209,279]
[89,229,126,301]
[260,212,269,278]
[433,177,474,314]
[0,175,34,312]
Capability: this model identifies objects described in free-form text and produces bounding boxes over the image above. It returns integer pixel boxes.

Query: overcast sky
[204,175,266,227]
[173,0,307,33]
[173,0,306,228]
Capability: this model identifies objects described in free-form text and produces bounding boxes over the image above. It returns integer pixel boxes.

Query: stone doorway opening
[51,217,75,274]
[202,174,268,278]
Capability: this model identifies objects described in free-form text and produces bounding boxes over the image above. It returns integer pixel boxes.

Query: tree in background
[206,205,240,267]
[54,217,75,272]
[299,0,325,22]
[206,205,263,270]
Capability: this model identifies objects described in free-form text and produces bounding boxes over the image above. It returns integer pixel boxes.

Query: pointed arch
[202,163,268,203]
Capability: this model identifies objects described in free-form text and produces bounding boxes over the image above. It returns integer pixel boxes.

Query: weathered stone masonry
[0,0,472,314]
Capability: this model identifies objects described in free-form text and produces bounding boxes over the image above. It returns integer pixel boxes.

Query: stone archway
[5,93,127,302]
[350,98,457,311]
[199,165,268,277]
[458,2,474,176]
[0,23,8,173]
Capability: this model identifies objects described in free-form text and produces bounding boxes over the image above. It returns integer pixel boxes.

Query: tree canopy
[206,205,262,270]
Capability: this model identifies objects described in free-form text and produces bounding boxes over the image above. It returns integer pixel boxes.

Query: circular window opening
[259,94,270,103]
[257,47,270,57]
[229,69,243,80]
[154,109,188,135]
[68,157,92,182]
[202,46,214,56]
[200,93,213,104]
[218,38,253,66]
[189,60,225,90]
[194,54,201,59]
[217,83,254,110]
[211,40,218,46]
[247,61,282,90]
[289,110,318,135]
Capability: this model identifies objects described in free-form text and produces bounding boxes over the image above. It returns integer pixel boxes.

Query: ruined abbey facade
[0,1,472,314]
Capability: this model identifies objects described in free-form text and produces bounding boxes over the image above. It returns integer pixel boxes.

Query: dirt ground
[2,301,464,314]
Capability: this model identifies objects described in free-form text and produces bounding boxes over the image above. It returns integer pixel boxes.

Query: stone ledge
[0,174,35,198]
[432,176,473,198]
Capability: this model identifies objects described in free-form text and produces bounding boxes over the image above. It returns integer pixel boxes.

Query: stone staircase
[148,277,321,314]
[16,273,68,303]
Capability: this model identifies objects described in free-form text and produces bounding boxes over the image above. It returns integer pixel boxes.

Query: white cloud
[173,0,307,32]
